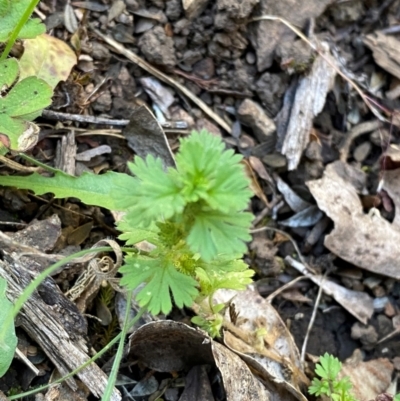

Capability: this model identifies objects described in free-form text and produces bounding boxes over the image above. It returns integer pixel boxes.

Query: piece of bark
[55,130,77,175]
[279,43,336,170]
[364,32,400,80]
[0,253,121,401]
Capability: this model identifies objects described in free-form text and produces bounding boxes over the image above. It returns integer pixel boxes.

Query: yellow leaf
[19,33,77,89]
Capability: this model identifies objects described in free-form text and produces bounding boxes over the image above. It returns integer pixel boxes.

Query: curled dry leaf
[307,162,400,280]
[275,174,311,212]
[127,320,270,400]
[214,287,309,401]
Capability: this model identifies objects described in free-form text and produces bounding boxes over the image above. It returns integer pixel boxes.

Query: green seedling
[309,353,357,401]
[0,130,254,317]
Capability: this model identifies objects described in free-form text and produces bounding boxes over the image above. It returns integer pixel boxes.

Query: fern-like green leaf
[116,156,185,225]
[175,130,252,212]
[187,210,253,261]
[119,254,198,314]
[117,220,160,246]
[316,353,341,380]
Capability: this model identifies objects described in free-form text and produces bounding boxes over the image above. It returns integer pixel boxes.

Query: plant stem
[101,290,133,401]
[0,0,41,61]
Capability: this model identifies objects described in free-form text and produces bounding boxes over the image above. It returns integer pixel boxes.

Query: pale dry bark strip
[0,254,121,401]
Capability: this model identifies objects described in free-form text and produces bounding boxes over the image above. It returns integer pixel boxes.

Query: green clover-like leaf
[0,75,52,150]
[0,0,45,43]
[0,58,19,89]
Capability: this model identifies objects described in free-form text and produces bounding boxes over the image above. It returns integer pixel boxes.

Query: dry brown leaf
[340,349,393,401]
[307,162,400,280]
[287,257,373,324]
[214,288,309,401]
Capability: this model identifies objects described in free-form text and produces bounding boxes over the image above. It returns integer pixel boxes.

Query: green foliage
[395,394,400,401]
[0,277,17,377]
[0,59,52,151]
[116,130,253,315]
[118,130,253,261]
[309,353,357,401]
[0,0,45,43]
[0,0,52,152]
[0,130,254,332]
[0,165,137,210]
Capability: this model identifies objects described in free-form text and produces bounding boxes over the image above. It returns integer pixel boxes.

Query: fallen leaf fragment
[128,320,270,400]
[19,33,77,89]
[382,168,400,230]
[364,32,400,80]
[287,256,373,324]
[307,162,400,280]
[214,287,309,401]
[340,349,393,401]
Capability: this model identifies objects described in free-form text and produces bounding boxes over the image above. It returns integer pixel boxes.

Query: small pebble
[353,142,371,162]
[373,296,389,311]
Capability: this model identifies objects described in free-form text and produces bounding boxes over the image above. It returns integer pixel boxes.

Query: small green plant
[0,130,254,319]
[309,353,357,401]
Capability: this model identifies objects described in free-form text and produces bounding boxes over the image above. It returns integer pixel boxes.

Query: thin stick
[265,275,310,303]
[42,110,188,129]
[90,27,232,133]
[300,273,326,368]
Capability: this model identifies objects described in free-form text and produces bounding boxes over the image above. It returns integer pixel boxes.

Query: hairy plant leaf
[187,210,253,261]
[0,169,137,210]
[176,130,252,211]
[120,254,198,314]
[117,220,160,246]
[117,156,185,224]
[0,0,45,42]
[0,277,17,378]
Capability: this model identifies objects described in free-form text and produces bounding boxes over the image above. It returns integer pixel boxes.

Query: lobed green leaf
[187,210,253,261]
[119,254,198,315]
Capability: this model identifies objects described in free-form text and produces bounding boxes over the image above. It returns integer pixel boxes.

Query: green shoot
[309,353,357,401]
